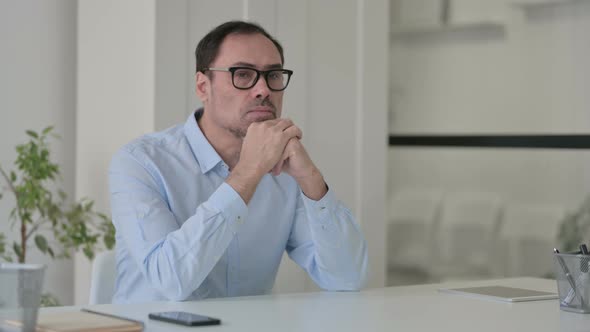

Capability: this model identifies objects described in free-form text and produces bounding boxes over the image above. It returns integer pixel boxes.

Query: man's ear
[195,71,209,103]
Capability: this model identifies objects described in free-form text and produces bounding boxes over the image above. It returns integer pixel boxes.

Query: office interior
[1,0,589,307]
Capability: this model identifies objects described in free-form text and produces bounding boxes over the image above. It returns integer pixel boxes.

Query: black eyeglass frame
[202,66,294,91]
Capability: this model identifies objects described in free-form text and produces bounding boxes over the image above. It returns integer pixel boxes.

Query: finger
[288,136,303,150]
[295,127,302,139]
[272,143,293,175]
[282,125,302,143]
[279,119,302,139]
[272,118,294,132]
[272,159,284,176]
[275,147,292,175]
[290,125,302,139]
[248,118,282,132]
[269,163,277,174]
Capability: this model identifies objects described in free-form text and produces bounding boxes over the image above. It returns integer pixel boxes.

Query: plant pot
[0,263,46,332]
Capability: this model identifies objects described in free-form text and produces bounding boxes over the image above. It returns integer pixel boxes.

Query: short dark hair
[195,20,284,73]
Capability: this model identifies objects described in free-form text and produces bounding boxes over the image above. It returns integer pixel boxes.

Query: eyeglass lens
[233,68,289,90]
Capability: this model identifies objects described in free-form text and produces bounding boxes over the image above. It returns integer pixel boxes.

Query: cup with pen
[553,244,590,313]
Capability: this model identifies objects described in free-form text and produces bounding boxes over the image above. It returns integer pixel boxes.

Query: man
[109,20,368,304]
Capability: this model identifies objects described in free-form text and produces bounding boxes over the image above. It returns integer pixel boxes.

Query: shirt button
[237,216,243,224]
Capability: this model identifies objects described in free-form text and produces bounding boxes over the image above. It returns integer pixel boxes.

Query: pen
[81,308,145,326]
[580,244,589,273]
[554,248,580,306]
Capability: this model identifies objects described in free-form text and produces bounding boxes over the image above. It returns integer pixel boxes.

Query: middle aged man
[109,20,368,304]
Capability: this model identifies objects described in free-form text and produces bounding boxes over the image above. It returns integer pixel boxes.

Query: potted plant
[0,127,114,306]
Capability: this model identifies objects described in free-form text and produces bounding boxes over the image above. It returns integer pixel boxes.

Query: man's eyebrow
[264,63,283,70]
[231,62,283,70]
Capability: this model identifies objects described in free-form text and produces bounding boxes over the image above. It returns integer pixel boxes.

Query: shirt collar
[184,109,223,174]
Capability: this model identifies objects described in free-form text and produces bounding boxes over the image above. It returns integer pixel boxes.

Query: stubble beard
[228,97,278,139]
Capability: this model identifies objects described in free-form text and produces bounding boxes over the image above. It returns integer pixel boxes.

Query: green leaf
[35,235,49,253]
[13,242,22,260]
[82,246,94,260]
[0,234,5,254]
[47,246,55,258]
[40,292,60,307]
[1,128,115,265]
[103,227,115,250]
[84,201,94,212]
[42,126,54,135]
[25,130,38,139]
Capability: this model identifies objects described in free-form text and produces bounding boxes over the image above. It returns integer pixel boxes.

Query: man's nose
[251,75,271,99]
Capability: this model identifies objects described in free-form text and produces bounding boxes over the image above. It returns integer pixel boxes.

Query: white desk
[44,278,590,331]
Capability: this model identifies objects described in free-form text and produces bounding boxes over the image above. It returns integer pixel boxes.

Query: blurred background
[1,0,589,306]
[387,0,590,286]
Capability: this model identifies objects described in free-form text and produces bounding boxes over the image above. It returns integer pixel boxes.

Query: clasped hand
[229,119,327,202]
[239,118,313,179]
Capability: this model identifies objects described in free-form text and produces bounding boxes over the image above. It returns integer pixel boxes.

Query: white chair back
[499,204,564,277]
[433,191,503,279]
[387,189,442,270]
[89,250,116,305]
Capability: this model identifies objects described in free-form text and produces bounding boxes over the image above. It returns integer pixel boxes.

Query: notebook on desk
[5,309,143,332]
[438,285,558,302]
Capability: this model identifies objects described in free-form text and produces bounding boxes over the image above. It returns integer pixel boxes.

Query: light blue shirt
[109,111,368,304]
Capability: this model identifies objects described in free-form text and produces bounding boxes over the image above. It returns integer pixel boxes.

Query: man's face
[198,33,284,138]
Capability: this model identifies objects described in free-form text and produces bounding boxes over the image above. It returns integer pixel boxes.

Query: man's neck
[196,112,242,170]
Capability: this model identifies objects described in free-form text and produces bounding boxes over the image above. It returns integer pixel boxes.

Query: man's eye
[268,72,282,80]
[235,70,254,79]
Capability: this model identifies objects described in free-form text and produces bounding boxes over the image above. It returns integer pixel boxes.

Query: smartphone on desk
[148,311,221,326]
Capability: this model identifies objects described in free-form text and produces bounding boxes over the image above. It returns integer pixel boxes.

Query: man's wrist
[296,168,327,201]
[226,164,264,204]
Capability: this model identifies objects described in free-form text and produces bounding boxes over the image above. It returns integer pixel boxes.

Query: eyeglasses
[203,67,293,91]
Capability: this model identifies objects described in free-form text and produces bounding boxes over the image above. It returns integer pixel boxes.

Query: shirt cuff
[207,182,248,229]
[301,188,337,223]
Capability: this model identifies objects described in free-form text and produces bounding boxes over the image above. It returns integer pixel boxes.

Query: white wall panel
[155,0,189,130]
[360,0,389,289]
[76,0,157,304]
[247,0,277,32]
[0,0,77,305]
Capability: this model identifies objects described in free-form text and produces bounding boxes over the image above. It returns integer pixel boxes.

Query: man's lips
[246,107,276,119]
[248,106,274,113]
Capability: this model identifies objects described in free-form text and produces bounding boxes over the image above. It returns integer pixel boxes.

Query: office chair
[386,188,442,285]
[431,191,503,281]
[88,250,116,305]
[499,204,564,278]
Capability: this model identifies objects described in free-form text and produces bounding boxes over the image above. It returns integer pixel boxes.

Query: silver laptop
[438,285,558,302]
